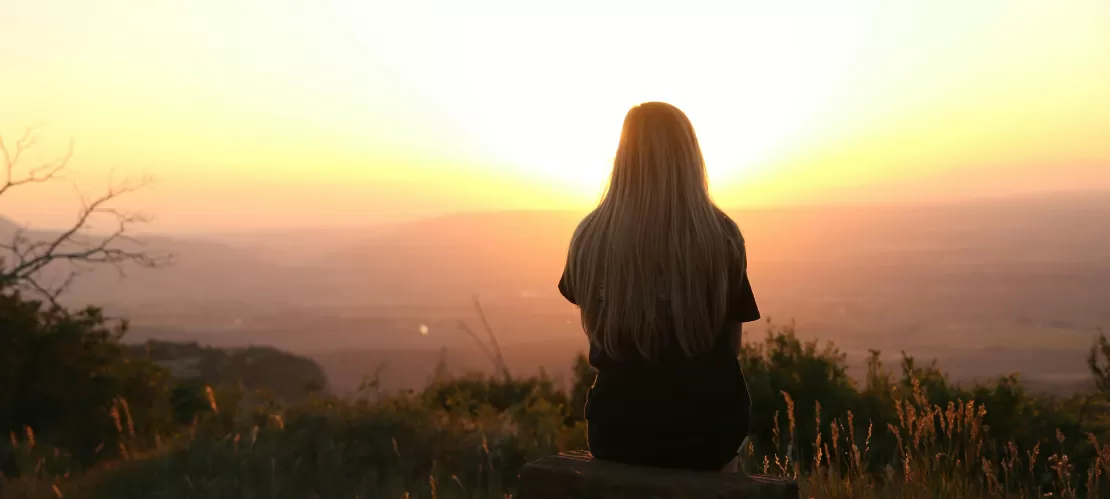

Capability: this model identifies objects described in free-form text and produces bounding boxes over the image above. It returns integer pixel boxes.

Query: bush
[5,282,1110,498]
[0,288,175,471]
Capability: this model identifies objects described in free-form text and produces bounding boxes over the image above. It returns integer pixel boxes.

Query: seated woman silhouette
[557,101,760,473]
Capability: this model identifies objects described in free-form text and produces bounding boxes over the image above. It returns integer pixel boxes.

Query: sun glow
[319,1,873,198]
[1,0,1107,231]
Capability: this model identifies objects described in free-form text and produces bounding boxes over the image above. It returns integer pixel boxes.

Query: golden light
[318,2,867,198]
[1,0,1106,230]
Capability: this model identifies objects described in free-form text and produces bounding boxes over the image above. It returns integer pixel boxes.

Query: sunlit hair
[565,101,744,361]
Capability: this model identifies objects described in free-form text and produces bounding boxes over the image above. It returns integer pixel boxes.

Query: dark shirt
[557,253,760,471]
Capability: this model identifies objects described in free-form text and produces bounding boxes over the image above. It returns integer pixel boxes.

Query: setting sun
[1,0,1107,231]
[323,2,867,197]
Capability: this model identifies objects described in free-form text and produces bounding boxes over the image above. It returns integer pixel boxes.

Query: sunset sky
[2,0,1108,232]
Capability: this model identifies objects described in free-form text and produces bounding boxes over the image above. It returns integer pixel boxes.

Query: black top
[557,243,761,471]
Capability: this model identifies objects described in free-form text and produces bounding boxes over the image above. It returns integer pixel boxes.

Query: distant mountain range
[6,190,1109,397]
[3,190,1108,351]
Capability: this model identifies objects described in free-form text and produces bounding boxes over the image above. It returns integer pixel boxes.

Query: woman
[557,101,760,473]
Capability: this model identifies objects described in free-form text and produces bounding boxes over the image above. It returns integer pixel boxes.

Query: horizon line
[111,185,1108,239]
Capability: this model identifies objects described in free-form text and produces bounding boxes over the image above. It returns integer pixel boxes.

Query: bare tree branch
[0,126,71,199]
[0,128,171,305]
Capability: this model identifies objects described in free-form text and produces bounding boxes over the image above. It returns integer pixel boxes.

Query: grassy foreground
[5,324,1110,498]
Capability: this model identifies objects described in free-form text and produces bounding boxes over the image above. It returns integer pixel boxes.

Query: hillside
[5,191,1109,395]
[127,340,330,402]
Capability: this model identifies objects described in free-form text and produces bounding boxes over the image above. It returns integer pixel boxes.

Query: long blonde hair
[565,101,744,361]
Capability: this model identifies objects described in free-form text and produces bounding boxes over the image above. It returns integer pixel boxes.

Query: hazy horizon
[3,180,1108,238]
[12,191,1098,397]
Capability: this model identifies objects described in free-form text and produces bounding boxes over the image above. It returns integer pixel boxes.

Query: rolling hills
[4,190,1109,396]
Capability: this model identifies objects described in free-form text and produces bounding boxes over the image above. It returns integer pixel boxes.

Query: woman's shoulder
[714,209,745,244]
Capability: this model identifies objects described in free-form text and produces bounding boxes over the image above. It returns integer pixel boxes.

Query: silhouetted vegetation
[4,281,1110,497]
[0,286,176,471]
[0,129,169,305]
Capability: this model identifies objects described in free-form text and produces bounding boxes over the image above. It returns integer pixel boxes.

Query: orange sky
[1,0,1108,233]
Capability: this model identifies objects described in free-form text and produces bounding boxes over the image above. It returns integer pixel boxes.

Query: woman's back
[557,102,762,472]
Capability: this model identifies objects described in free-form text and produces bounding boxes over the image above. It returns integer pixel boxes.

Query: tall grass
[5,320,1110,498]
[739,379,1110,498]
[4,371,1110,499]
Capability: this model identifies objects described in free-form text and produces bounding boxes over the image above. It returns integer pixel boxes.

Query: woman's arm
[726,265,759,358]
[723,217,758,358]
